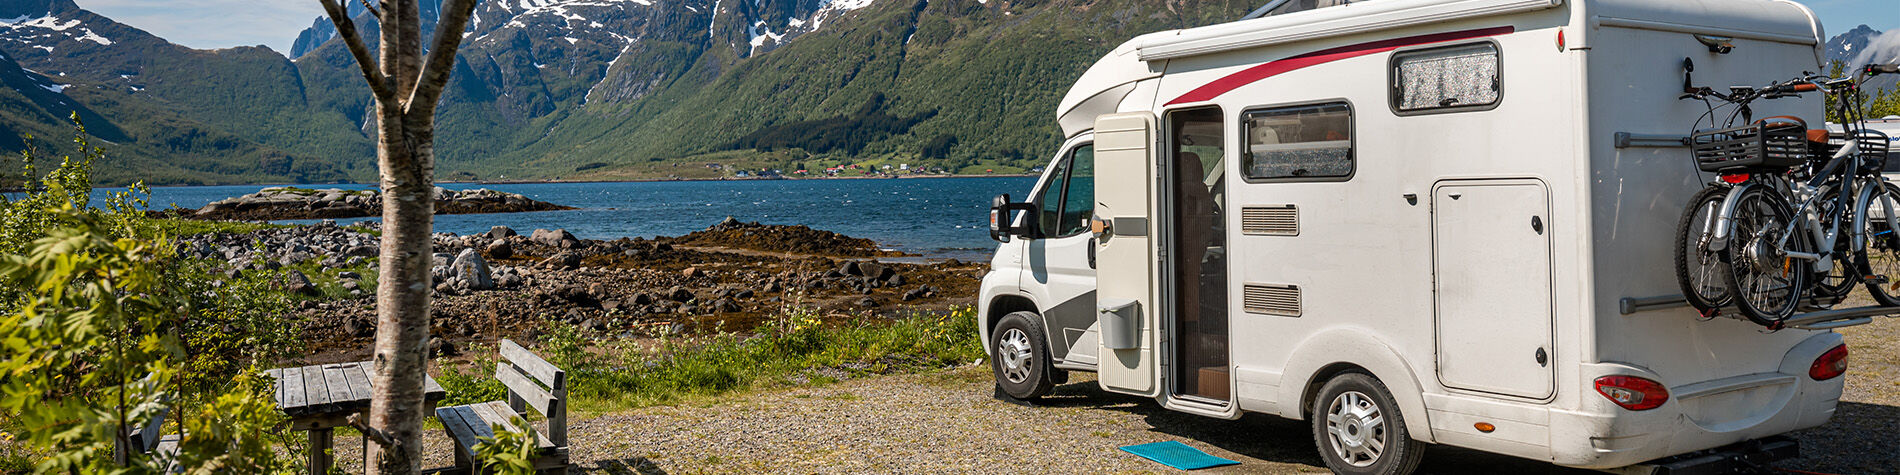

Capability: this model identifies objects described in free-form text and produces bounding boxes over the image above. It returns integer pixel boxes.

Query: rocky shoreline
[166,186,575,221]
[179,219,982,362]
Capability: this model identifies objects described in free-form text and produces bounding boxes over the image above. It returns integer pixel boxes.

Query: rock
[488,226,518,239]
[319,219,338,227]
[682,267,703,278]
[601,300,622,311]
[531,229,580,248]
[735,289,754,299]
[654,243,673,252]
[284,270,320,296]
[553,285,599,307]
[711,299,742,313]
[858,262,886,281]
[429,338,458,358]
[345,245,377,257]
[887,274,905,286]
[857,297,880,308]
[714,216,743,229]
[632,293,655,305]
[839,261,863,277]
[712,288,732,299]
[667,287,696,302]
[486,240,513,259]
[540,251,582,270]
[452,248,494,290]
[942,259,963,267]
[582,318,606,331]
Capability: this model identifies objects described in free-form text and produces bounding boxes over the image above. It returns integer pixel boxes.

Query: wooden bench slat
[482,401,557,453]
[495,362,558,416]
[265,368,284,407]
[284,366,308,410]
[304,364,331,409]
[499,339,565,390]
[437,405,487,457]
[323,365,353,406]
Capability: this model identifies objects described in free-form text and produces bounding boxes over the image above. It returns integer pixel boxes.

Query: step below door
[1432,179,1555,399]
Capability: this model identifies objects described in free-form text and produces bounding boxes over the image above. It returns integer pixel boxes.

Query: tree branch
[405,0,478,117]
[357,0,382,21]
[319,0,394,101]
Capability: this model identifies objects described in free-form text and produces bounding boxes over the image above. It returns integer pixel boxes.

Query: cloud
[75,0,326,54]
[1851,30,1900,69]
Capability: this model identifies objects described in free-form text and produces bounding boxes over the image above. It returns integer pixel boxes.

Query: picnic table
[268,362,447,475]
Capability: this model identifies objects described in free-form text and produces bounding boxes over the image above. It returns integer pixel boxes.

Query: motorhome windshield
[1243,0,1363,20]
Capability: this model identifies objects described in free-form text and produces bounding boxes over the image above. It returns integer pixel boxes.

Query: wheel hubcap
[998,328,1033,384]
[1326,391,1386,467]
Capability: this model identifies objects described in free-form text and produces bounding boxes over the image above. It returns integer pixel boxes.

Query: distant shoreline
[106,173,1038,190]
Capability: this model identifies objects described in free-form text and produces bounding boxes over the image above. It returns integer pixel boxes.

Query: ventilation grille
[1243,283,1302,317]
[1241,205,1299,236]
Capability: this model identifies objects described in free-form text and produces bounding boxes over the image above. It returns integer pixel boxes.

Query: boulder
[488,225,518,239]
[486,240,513,259]
[531,229,579,248]
[667,287,696,302]
[452,248,494,290]
[284,270,320,296]
[540,251,582,270]
[711,299,742,313]
[682,267,703,278]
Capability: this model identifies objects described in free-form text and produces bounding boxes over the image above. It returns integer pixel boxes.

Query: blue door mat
[1119,441,1240,470]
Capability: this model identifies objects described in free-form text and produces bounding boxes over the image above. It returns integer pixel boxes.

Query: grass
[433,306,984,414]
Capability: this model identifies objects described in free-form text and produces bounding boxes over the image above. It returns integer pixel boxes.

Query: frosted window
[1243,102,1353,180]
[1393,43,1500,112]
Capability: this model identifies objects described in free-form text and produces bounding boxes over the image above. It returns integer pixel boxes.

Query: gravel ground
[314,316,1900,474]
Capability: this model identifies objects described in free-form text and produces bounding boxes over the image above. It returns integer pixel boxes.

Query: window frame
[1032,141,1096,240]
[1387,40,1505,117]
[1239,99,1357,184]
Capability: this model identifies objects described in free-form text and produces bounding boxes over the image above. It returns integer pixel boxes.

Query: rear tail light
[1595,375,1669,411]
[1810,344,1849,381]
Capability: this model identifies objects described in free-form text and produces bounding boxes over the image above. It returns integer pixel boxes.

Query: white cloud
[76,0,326,55]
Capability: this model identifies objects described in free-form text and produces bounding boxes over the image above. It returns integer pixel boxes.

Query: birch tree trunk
[316,0,477,472]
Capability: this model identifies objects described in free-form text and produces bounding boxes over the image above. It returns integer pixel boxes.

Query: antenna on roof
[1242,0,1296,20]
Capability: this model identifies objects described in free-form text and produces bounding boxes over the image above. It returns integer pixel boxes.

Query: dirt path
[321,316,1900,474]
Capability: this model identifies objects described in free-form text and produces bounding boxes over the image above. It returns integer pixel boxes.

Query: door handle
[1088,238,1097,269]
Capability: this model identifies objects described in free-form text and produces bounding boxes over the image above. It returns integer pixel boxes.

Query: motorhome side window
[1391,42,1501,113]
[1242,102,1353,180]
[1035,144,1095,238]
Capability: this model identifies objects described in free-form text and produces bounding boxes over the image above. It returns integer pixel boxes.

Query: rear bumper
[1547,332,1843,469]
[1608,436,1798,475]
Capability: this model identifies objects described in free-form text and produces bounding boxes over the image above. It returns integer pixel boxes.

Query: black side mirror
[990,194,1035,243]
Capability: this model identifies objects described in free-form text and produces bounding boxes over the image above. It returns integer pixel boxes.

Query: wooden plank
[323,364,354,407]
[302,364,330,410]
[266,368,284,407]
[495,363,557,416]
[437,405,485,458]
[499,340,565,390]
[343,363,373,406]
[282,367,307,412]
[422,374,447,402]
[482,401,556,453]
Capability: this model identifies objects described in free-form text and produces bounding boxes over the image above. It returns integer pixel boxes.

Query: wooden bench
[437,339,569,474]
[114,406,179,471]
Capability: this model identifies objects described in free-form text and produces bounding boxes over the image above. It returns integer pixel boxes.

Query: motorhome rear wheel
[1311,373,1425,475]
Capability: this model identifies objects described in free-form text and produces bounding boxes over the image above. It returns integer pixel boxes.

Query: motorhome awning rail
[1137,0,1563,61]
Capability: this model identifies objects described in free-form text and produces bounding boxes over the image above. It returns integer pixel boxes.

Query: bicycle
[1673,63,1898,328]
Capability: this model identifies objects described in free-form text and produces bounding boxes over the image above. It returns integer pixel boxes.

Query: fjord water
[124,177,1038,260]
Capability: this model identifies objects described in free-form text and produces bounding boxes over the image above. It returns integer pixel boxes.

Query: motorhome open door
[1093,113,1163,397]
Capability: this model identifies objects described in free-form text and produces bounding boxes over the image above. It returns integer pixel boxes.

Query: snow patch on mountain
[0,12,113,48]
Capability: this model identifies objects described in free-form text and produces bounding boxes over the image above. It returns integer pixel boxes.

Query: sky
[74,0,1900,56]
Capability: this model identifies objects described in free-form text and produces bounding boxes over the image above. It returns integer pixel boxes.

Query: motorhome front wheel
[1312,373,1424,475]
[990,311,1056,400]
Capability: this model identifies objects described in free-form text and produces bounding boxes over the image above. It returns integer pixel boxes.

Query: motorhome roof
[1136,0,1821,62]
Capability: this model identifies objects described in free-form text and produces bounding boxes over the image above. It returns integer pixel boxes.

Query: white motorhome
[978,0,1860,473]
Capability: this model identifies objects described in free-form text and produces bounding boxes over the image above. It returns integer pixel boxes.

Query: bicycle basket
[1828,130,1893,174]
[1694,122,1810,172]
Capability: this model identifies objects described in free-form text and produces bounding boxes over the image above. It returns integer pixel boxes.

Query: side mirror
[990,194,1035,243]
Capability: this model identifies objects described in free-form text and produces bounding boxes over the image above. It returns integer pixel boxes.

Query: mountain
[1825,24,1898,102]
[287,0,1257,181]
[0,0,369,185]
[0,0,1255,185]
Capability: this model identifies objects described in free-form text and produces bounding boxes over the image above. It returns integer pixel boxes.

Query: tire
[1675,186,1733,310]
[1855,181,1900,307]
[1310,373,1426,475]
[991,311,1056,400]
[1721,186,1808,327]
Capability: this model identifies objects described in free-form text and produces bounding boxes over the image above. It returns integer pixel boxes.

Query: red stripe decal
[1165,26,1515,106]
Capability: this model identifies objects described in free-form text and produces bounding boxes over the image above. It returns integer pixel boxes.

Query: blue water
[105,177,1038,259]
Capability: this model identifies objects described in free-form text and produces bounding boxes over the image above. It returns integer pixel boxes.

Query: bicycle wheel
[1675,186,1732,310]
[1812,186,1857,303]
[1855,181,1900,307]
[1721,186,1808,326]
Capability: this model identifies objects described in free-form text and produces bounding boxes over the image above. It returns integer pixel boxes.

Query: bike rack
[1614,132,1692,149]
[1618,293,1897,330]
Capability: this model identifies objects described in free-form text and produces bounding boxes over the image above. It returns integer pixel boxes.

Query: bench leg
[308,428,333,475]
